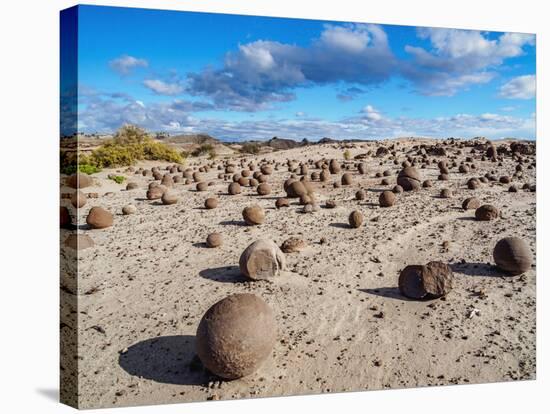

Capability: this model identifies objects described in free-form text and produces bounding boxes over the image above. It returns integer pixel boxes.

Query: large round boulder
[242,205,265,225]
[397,167,421,191]
[196,293,276,379]
[493,237,533,275]
[86,207,113,229]
[239,239,286,281]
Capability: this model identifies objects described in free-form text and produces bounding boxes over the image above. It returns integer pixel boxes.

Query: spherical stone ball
[499,176,511,184]
[206,232,223,248]
[285,180,307,198]
[64,233,94,250]
[161,175,174,188]
[467,178,481,190]
[239,239,286,280]
[161,191,179,205]
[122,204,137,215]
[381,178,391,186]
[320,170,331,182]
[349,210,364,228]
[196,293,277,380]
[341,173,353,186]
[126,182,139,190]
[249,178,259,187]
[355,190,366,200]
[66,173,92,189]
[205,197,218,209]
[257,183,271,196]
[325,200,338,209]
[392,185,404,194]
[462,197,481,210]
[275,198,290,209]
[475,204,500,221]
[146,186,166,200]
[379,190,396,207]
[242,205,265,225]
[440,188,453,198]
[238,177,250,187]
[60,206,71,228]
[397,167,421,191]
[86,207,113,229]
[71,190,87,208]
[422,180,433,188]
[438,174,449,181]
[260,165,273,175]
[329,159,341,174]
[509,185,518,193]
[493,237,533,275]
[458,164,470,173]
[358,163,367,175]
[228,182,241,195]
[195,182,208,192]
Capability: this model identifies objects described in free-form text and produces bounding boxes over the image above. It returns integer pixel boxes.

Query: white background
[0,0,547,412]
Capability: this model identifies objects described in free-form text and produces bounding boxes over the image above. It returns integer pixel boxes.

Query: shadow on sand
[118,335,210,386]
[219,220,247,227]
[359,287,413,301]
[329,222,350,229]
[199,265,247,283]
[450,262,502,277]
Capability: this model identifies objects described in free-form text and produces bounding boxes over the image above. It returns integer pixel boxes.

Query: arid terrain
[60,137,536,409]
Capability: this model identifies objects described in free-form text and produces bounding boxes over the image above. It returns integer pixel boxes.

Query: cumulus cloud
[143,79,184,95]
[77,89,534,140]
[499,74,536,99]
[403,29,535,96]
[186,24,396,111]
[109,55,148,75]
[77,89,212,132]
[360,105,383,121]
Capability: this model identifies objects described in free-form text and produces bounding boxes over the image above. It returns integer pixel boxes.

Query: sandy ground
[60,139,536,408]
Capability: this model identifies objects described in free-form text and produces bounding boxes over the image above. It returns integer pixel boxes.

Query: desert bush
[343,149,351,160]
[191,143,215,157]
[240,143,261,154]
[84,125,183,168]
[109,175,126,184]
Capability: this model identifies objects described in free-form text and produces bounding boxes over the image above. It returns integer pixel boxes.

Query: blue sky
[61,5,536,140]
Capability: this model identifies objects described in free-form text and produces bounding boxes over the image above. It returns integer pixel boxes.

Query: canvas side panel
[60,5,79,409]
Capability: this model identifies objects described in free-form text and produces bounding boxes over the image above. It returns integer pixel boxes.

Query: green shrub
[343,149,351,160]
[191,143,215,157]
[78,163,102,175]
[109,175,125,184]
[240,142,261,154]
[59,162,101,175]
[84,125,183,168]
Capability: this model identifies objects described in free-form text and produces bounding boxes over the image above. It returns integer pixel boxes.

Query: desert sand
[60,138,536,408]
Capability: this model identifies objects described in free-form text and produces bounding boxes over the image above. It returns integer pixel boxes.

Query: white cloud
[187,24,395,111]
[360,105,383,121]
[404,29,534,96]
[320,24,370,53]
[143,79,184,96]
[499,74,536,99]
[108,55,148,75]
[77,90,535,140]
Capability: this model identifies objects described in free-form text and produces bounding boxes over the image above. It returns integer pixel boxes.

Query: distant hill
[265,137,306,150]
[164,134,220,145]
